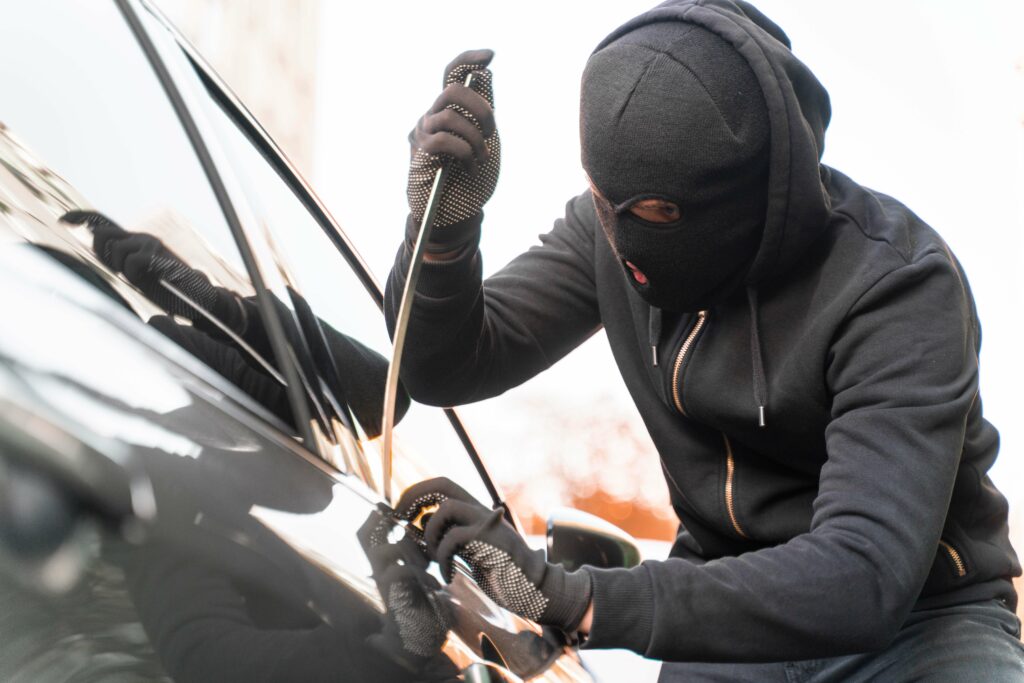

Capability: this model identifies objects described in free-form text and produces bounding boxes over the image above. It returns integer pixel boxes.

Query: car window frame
[123,0,362,472]
[133,0,509,512]
[113,0,325,454]
[193,63,510,512]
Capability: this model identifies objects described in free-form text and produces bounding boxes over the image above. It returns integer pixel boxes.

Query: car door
[0,1,399,680]
[0,1,591,681]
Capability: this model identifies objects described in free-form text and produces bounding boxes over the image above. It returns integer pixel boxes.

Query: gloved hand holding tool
[382,50,501,501]
[406,49,500,251]
[395,478,594,636]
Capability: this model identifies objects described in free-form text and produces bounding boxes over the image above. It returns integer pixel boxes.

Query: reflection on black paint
[112,448,435,683]
[357,506,461,680]
[56,210,408,438]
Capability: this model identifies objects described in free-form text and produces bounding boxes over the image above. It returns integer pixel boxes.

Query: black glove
[367,542,454,675]
[407,50,500,249]
[62,210,236,325]
[357,508,457,680]
[395,479,593,634]
[392,477,480,537]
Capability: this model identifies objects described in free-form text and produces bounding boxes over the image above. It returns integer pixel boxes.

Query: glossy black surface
[0,1,590,680]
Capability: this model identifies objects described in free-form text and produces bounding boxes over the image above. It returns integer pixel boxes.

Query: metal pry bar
[381,72,476,503]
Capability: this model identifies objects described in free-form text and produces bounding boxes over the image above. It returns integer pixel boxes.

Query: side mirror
[545,507,641,572]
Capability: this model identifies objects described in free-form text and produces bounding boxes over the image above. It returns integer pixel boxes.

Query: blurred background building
[157,0,1024,616]
[158,0,319,175]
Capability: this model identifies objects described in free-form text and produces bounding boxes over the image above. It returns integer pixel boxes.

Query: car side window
[155,30,493,504]
[0,1,296,431]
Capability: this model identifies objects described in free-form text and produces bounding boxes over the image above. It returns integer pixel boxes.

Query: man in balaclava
[386,1,1024,679]
[583,20,770,315]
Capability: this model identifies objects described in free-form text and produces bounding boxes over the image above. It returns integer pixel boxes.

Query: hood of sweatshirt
[591,0,833,287]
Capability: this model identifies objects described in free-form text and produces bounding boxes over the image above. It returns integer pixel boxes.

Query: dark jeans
[658,599,1024,682]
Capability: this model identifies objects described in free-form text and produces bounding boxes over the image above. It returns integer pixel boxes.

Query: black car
[0,1,641,680]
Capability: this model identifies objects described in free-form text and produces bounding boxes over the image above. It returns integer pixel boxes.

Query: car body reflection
[0,0,593,680]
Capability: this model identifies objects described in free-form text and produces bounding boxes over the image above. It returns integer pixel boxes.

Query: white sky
[312,1,1024,521]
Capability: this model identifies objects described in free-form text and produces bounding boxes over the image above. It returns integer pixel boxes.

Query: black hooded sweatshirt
[385,0,1020,664]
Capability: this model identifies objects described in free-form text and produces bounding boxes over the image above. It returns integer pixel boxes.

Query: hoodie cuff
[580,564,655,655]
[540,566,593,633]
[393,214,482,302]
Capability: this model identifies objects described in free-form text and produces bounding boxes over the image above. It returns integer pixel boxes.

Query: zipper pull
[649,306,663,368]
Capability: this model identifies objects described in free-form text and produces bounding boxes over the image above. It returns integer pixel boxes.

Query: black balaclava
[581,21,770,313]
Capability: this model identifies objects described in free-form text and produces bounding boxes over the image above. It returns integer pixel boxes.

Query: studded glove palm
[407,50,500,246]
[367,542,454,672]
[396,478,593,634]
[357,507,458,681]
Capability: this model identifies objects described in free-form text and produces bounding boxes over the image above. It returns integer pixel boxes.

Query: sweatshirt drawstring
[649,305,663,367]
[747,287,767,428]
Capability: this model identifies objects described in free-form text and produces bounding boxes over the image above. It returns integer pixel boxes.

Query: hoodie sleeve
[384,192,602,406]
[584,249,978,662]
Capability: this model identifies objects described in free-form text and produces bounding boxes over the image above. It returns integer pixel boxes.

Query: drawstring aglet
[652,345,659,367]
[758,406,766,428]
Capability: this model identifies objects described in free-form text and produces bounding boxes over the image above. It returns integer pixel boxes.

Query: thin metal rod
[381,168,448,502]
[381,73,473,502]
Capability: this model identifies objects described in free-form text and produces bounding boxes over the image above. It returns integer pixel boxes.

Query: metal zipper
[667,312,748,541]
[939,540,967,577]
[722,434,749,540]
[670,311,708,416]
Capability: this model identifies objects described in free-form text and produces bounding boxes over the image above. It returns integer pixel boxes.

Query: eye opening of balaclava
[581,20,771,313]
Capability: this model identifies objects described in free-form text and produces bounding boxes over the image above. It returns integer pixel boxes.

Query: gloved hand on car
[406,49,500,254]
[61,210,245,329]
[357,506,459,681]
[394,478,593,635]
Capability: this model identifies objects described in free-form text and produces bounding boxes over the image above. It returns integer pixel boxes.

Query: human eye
[628,199,681,224]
